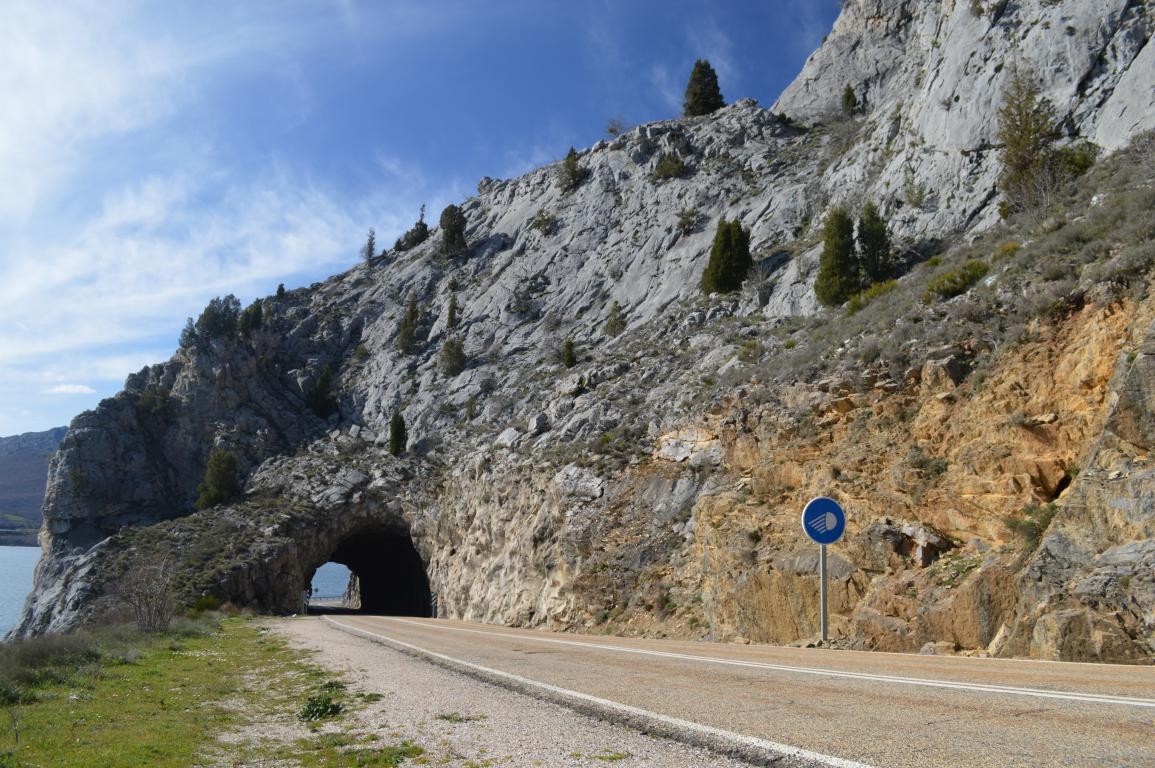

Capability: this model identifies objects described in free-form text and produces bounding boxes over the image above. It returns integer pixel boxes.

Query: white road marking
[324,616,875,768]
[381,616,1155,710]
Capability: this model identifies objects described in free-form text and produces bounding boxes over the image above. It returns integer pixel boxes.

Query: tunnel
[314,528,433,617]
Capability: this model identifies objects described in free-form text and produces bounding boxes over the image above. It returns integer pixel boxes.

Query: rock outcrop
[14,0,1155,662]
[0,427,66,546]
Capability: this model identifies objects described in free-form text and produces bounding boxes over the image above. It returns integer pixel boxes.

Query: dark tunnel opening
[317,530,433,617]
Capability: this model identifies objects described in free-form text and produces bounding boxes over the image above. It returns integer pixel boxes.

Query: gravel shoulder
[268,616,760,767]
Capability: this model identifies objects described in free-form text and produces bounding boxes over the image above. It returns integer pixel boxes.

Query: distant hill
[0,427,66,546]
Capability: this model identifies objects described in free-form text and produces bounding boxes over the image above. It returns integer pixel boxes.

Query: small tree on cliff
[997,64,1058,216]
[814,207,859,307]
[558,147,589,192]
[196,448,240,509]
[683,59,725,117]
[439,204,468,254]
[389,410,407,457]
[700,219,752,294]
[396,295,420,354]
[857,202,892,284]
[361,227,376,263]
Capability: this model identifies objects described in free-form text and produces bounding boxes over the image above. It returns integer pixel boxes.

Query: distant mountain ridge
[0,428,67,546]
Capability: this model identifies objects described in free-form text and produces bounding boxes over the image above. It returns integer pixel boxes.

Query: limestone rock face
[774,0,1154,236]
[12,0,1155,662]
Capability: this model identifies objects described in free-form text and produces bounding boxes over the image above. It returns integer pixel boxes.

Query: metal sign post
[801,496,846,645]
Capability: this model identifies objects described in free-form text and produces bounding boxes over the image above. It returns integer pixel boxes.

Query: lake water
[0,546,40,637]
[311,561,352,600]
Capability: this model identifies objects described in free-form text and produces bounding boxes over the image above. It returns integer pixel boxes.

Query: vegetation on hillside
[683,59,724,117]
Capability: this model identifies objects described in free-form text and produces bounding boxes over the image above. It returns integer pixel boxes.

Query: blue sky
[0,0,840,436]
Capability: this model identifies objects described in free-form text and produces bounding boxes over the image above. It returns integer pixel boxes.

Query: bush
[676,207,701,235]
[530,209,556,235]
[446,294,459,329]
[298,692,343,721]
[440,338,466,376]
[561,339,577,368]
[923,260,990,302]
[439,204,467,255]
[558,147,589,192]
[396,295,420,354]
[389,410,407,457]
[180,295,241,349]
[603,301,626,337]
[1005,502,1058,548]
[307,366,339,418]
[683,59,724,117]
[117,559,177,633]
[701,219,752,294]
[195,448,240,509]
[652,153,686,180]
[394,206,430,251]
[238,301,263,335]
[842,84,859,116]
[846,279,898,314]
[997,65,1059,216]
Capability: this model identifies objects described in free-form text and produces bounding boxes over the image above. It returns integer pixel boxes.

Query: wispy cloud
[649,64,682,114]
[685,17,737,87]
[44,385,96,395]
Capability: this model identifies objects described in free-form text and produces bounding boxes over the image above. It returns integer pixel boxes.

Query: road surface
[322,615,1155,768]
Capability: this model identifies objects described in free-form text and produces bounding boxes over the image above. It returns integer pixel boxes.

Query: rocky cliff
[14,0,1155,662]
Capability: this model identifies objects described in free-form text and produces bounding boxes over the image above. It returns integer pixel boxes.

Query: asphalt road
[322,615,1155,768]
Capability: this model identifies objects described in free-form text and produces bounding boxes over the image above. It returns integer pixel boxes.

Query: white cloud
[649,64,682,113]
[685,18,737,87]
[44,384,97,395]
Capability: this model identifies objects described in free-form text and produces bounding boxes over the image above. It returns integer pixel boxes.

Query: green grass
[0,618,425,767]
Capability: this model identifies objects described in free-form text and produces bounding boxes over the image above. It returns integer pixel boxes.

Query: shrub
[389,410,407,457]
[603,301,626,337]
[440,338,466,376]
[394,206,429,251]
[298,692,343,721]
[439,204,467,255]
[842,84,859,116]
[846,279,898,314]
[238,301,263,335]
[559,147,589,192]
[530,209,556,235]
[136,385,173,420]
[117,559,177,633]
[446,294,459,329]
[652,153,686,180]
[181,295,241,349]
[561,339,577,368]
[275,283,286,300]
[814,207,859,306]
[683,59,724,117]
[396,295,420,354]
[195,448,240,509]
[923,260,990,302]
[676,207,701,235]
[307,366,339,418]
[1005,502,1058,548]
[701,219,752,294]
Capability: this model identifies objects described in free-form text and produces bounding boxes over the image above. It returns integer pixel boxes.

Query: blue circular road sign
[801,497,846,545]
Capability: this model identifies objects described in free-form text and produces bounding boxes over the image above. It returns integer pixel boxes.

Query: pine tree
[195,449,240,509]
[361,227,376,263]
[997,65,1058,215]
[561,339,576,368]
[394,206,430,251]
[439,204,468,254]
[700,219,752,294]
[603,300,626,337]
[396,295,420,354]
[814,207,860,307]
[683,59,725,117]
[857,202,892,284]
[388,410,407,457]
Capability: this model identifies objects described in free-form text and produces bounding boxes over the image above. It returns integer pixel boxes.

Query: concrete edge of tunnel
[320,616,875,768]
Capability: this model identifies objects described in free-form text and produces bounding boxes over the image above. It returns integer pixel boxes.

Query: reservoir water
[311,562,352,601]
[0,546,40,637]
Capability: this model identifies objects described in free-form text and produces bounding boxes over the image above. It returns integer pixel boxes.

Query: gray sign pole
[802,497,845,647]
[819,543,828,643]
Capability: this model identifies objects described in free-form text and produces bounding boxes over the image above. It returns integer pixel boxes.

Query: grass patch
[435,711,487,723]
[0,618,422,767]
[923,260,989,302]
[1005,503,1059,549]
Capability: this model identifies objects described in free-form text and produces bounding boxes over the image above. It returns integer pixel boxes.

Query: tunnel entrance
[312,529,432,617]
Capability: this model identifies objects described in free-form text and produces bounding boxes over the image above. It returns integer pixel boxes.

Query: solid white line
[383,617,1155,710]
[323,616,875,768]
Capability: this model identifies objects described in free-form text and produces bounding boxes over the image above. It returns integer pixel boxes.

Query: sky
[0,0,841,437]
